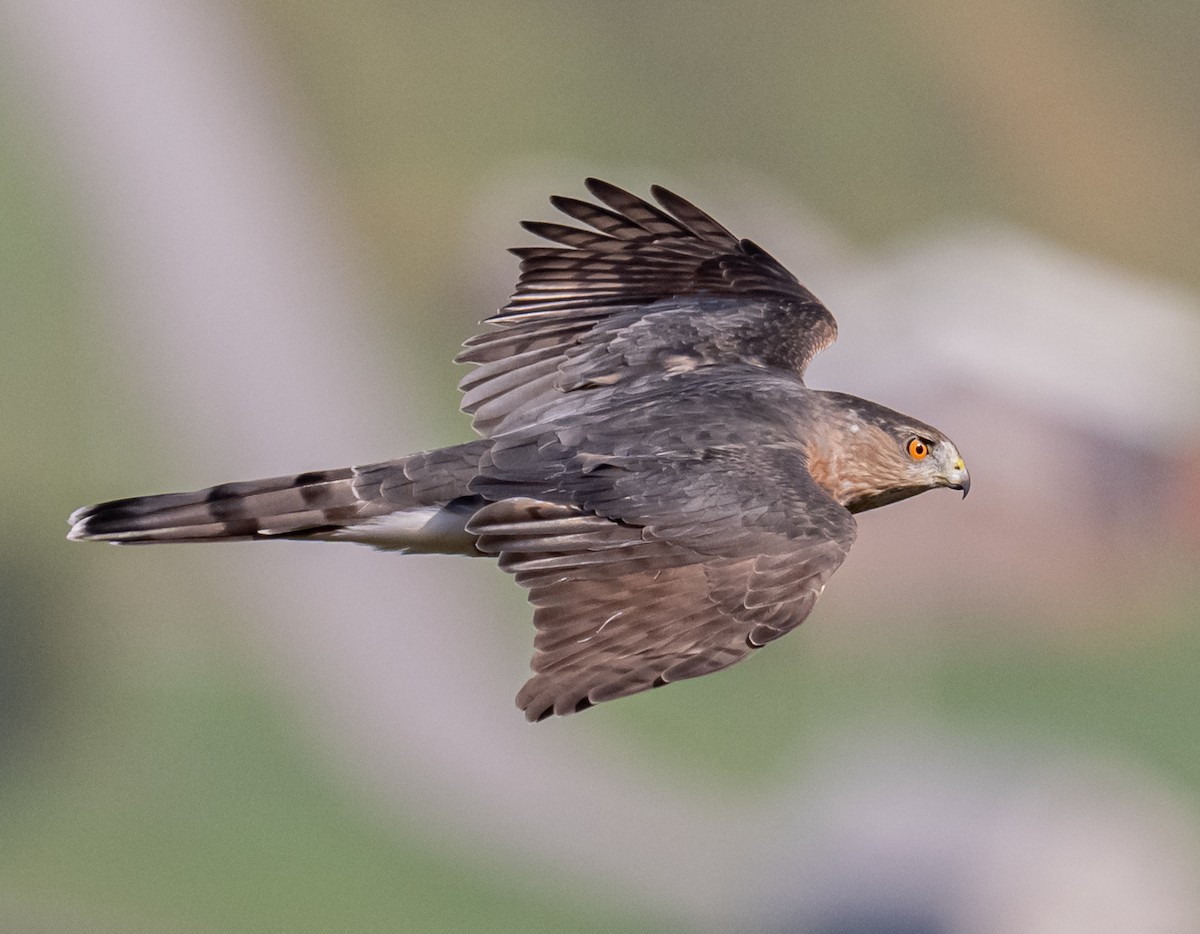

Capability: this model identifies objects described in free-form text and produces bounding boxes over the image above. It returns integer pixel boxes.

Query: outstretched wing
[468,437,857,721]
[457,179,838,436]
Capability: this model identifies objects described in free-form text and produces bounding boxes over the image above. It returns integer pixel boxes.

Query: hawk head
[806,393,970,514]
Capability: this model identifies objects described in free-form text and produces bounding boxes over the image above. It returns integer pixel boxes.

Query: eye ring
[907,437,930,460]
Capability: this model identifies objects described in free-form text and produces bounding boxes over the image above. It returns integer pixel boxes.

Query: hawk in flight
[69,179,969,721]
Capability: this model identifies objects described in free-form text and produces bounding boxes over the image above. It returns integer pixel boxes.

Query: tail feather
[67,468,365,544]
[68,441,492,552]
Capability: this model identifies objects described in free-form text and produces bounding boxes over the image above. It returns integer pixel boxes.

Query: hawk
[69,179,969,721]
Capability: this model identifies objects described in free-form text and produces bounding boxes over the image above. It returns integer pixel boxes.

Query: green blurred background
[3,2,1200,931]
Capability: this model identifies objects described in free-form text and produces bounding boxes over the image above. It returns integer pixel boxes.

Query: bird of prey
[69,179,969,721]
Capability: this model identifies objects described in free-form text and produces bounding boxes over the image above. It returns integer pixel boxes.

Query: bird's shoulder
[474,369,853,544]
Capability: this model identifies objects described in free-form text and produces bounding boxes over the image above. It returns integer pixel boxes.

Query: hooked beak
[944,456,970,499]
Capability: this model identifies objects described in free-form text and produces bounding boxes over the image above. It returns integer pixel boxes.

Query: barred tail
[67,468,366,544]
[67,441,490,554]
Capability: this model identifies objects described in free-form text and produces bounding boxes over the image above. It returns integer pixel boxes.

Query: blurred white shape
[760,727,1200,934]
[964,767,1200,934]
[814,226,1200,450]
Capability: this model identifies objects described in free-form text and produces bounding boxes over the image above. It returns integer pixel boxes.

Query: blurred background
[3,1,1199,931]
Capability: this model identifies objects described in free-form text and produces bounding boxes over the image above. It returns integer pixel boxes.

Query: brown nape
[804,422,915,513]
[803,443,838,502]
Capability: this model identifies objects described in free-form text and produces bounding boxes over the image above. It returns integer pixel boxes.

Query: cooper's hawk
[69,179,969,721]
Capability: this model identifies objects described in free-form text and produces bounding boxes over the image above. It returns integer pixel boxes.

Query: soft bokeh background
[3,2,1200,931]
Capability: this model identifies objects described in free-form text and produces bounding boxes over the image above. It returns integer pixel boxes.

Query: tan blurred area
[2,2,1199,932]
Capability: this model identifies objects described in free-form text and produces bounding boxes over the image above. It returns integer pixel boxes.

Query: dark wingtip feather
[650,184,737,242]
[582,176,614,196]
[520,219,617,250]
[549,194,639,236]
[582,178,678,233]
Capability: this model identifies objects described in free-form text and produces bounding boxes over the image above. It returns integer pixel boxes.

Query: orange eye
[907,438,929,460]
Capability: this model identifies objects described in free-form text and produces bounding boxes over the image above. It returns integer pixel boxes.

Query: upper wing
[468,438,857,721]
[457,179,839,436]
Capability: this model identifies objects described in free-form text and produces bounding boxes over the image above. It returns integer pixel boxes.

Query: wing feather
[457,180,839,437]
[467,430,857,720]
